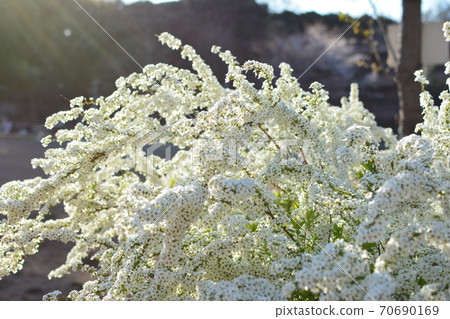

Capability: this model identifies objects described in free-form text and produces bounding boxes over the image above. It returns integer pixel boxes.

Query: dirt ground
[0,136,90,300]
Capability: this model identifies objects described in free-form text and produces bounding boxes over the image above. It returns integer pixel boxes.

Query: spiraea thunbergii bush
[1,24,449,301]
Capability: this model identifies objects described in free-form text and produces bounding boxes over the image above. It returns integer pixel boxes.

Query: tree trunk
[396,0,422,137]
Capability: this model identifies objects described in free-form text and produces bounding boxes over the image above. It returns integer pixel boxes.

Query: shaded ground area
[0,136,90,300]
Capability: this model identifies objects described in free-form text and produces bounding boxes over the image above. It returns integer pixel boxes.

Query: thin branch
[258,124,308,164]
[328,213,332,243]
[264,209,296,242]
[258,124,281,150]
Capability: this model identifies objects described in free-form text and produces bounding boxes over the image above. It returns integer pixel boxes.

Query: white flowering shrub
[1,29,449,301]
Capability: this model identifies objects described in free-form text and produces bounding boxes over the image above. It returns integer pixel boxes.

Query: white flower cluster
[294,240,371,300]
[0,25,449,301]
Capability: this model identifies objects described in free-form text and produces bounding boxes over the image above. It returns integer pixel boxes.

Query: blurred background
[0,0,449,300]
[0,0,448,134]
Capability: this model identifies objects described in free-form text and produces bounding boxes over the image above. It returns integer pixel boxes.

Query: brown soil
[0,136,90,300]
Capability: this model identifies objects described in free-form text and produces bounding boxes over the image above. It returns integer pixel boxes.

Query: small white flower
[443,21,450,41]
[414,70,429,85]
[445,61,450,75]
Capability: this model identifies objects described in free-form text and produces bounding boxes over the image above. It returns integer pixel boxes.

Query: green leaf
[416,276,427,287]
[356,170,365,179]
[304,209,318,228]
[361,159,377,173]
[290,216,303,231]
[290,289,320,301]
[246,223,258,232]
[332,223,344,239]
